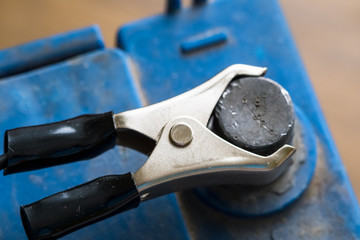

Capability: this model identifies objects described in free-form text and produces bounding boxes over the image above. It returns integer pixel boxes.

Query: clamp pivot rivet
[169,123,193,147]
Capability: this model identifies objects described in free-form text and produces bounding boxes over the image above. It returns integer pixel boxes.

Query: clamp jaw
[113,64,294,199]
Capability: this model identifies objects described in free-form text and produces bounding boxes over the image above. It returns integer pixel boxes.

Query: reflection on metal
[133,116,295,201]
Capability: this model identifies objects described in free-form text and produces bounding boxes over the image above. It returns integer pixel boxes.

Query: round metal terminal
[197,106,317,216]
[169,123,193,147]
[214,77,295,155]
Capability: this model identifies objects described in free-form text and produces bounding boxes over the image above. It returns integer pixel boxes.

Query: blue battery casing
[0,0,359,239]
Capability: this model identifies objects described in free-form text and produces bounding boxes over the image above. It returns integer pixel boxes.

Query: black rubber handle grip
[20,173,140,240]
[2,112,116,174]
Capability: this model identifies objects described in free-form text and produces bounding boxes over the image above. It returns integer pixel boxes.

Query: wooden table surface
[0,0,359,199]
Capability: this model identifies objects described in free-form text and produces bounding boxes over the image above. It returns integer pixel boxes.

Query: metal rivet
[169,123,193,147]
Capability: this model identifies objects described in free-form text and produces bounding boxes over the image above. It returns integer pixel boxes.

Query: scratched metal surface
[0,28,189,239]
[117,0,360,238]
[196,107,317,217]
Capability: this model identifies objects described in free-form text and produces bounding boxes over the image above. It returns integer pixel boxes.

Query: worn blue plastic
[0,25,105,79]
[0,27,189,239]
[180,30,227,53]
[0,0,359,239]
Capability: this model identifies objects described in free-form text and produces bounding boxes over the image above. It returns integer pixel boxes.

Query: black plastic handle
[20,173,140,240]
[1,112,116,174]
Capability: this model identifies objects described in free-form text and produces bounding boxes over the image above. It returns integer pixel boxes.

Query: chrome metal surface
[113,64,295,201]
[113,64,267,143]
[169,123,193,147]
[133,117,295,201]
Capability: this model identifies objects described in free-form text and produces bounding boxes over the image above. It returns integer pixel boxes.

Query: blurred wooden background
[0,0,359,199]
